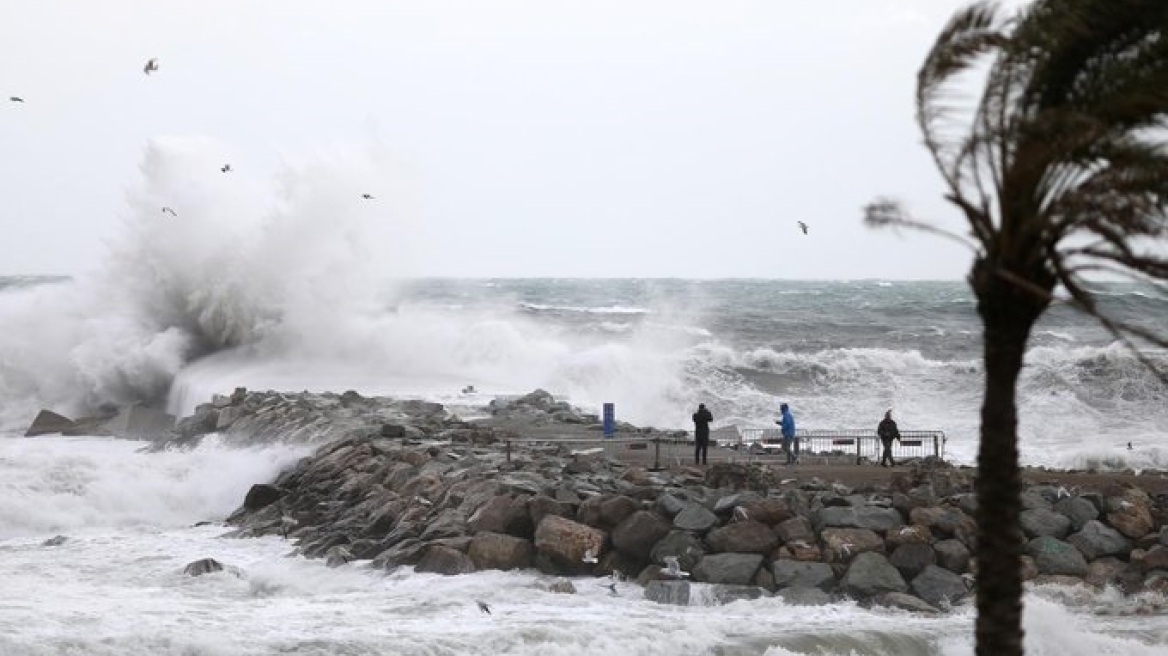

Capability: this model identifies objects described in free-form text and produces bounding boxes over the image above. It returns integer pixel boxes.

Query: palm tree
[865,2,1168,654]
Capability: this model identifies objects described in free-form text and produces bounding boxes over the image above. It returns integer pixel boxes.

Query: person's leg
[695,439,701,465]
[701,440,708,465]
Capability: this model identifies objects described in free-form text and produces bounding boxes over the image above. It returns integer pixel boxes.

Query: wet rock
[533,515,605,571]
[692,553,764,585]
[415,545,474,575]
[775,586,832,606]
[705,521,779,555]
[645,580,690,605]
[673,504,719,533]
[874,592,941,614]
[243,483,282,511]
[612,511,671,561]
[1020,508,1072,539]
[910,565,969,608]
[770,560,836,592]
[468,532,534,570]
[889,543,937,581]
[841,552,908,598]
[1067,520,1132,561]
[1026,536,1089,577]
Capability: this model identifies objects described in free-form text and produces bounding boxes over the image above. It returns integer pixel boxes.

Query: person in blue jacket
[776,403,797,465]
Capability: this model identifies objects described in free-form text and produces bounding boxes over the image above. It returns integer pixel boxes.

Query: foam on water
[2,436,1167,656]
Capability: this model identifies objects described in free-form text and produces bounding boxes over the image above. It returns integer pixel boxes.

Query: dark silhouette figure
[878,409,901,467]
[692,403,713,465]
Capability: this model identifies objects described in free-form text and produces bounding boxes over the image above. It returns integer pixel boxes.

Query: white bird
[797,221,808,235]
[1055,485,1079,499]
[161,207,177,217]
[837,543,853,558]
[143,58,159,75]
[475,600,491,614]
[661,556,690,579]
[581,548,598,564]
[780,478,797,486]
[732,506,750,523]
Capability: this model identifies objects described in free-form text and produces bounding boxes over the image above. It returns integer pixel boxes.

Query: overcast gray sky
[1,1,1029,280]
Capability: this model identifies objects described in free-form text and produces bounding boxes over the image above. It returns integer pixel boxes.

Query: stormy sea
[2,142,1167,655]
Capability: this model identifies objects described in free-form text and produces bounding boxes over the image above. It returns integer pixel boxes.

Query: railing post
[653,437,661,471]
[856,437,862,465]
[506,440,511,464]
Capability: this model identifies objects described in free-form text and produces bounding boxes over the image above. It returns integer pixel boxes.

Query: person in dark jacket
[878,409,901,467]
[692,403,713,465]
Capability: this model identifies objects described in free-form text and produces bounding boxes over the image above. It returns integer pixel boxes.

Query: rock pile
[223,409,1168,613]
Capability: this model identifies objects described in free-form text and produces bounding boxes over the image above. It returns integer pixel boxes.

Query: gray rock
[673,504,719,533]
[815,506,904,534]
[775,516,816,545]
[243,484,282,511]
[656,493,688,518]
[705,521,779,555]
[840,552,909,598]
[650,530,707,571]
[934,539,972,574]
[1020,508,1072,539]
[692,553,764,585]
[468,532,534,570]
[820,527,884,562]
[612,511,672,560]
[645,580,690,605]
[415,545,475,575]
[183,558,225,576]
[874,592,941,614]
[24,409,77,437]
[1020,491,1051,511]
[1067,520,1132,561]
[775,586,832,606]
[707,584,770,604]
[770,560,836,592]
[1026,536,1089,577]
[1054,497,1099,532]
[910,564,970,608]
[888,543,937,580]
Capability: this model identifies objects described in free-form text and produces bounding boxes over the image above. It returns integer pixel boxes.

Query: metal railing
[498,427,945,469]
[735,428,946,464]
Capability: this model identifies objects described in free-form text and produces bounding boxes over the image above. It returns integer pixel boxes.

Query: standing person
[692,403,714,465]
[776,403,797,465]
[878,409,901,467]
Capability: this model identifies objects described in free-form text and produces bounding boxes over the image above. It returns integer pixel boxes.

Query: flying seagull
[361,193,375,200]
[601,581,618,596]
[161,207,178,217]
[221,164,231,173]
[797,221,808,235]
[143,58,159,75]
[581,548,598,564]
[475,600,491,614]
[8,96,22,103]
[661,556,690,579]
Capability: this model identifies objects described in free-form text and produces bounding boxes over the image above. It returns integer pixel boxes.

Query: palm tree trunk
[973,269,1047,656]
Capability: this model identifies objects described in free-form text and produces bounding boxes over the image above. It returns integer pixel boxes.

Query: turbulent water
[2,141,1168,654]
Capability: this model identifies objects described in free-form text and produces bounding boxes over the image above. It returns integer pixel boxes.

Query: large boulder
[910,565,970,608]
[1020,508,1072,540]
[24,410,76,437]
[243,484,282,511]
[820,528,884,563]
[650,531,707,571]
[775,587,832,606]
[1067,520,1132,561]
[888,543,937,581]
[909,506,975,541]
[815,506,904,534]
[775,516,816,545]
[645,580,690,605]
[934,539,972,574]
[183,558,226,577]
[534,515,606,570]
[612,511,671,560]
[1107,496,1154,540]
[738,498,795,526]
[415,545,475,575]
[705,521,779,555]
[1026,537,1089,577]
[1055,497,1099,532]
[770,560,836,592]
[468,494,533,539]
[840,552,909,598]
[673,504,719,533]
[468,532,534,570]
[691,553,764,585]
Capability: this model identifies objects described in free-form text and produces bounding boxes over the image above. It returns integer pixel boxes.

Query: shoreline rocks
[206,391,1168,612]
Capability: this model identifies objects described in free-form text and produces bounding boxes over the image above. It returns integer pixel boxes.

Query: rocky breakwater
[222,423,1168,613]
